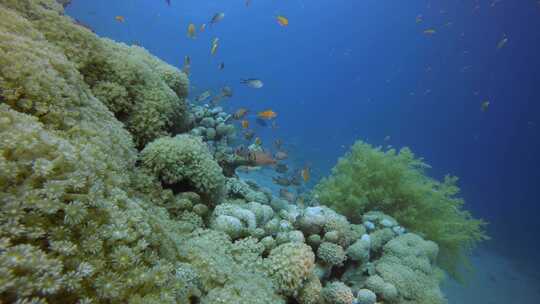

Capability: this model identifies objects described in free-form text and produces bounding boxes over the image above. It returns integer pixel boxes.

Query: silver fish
[221,86,233,98]
[195,90,211,102]
[210,12,225,25]
[241,78,263,89]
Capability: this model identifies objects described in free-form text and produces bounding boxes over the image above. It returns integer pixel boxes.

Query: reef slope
[0,1,448,303]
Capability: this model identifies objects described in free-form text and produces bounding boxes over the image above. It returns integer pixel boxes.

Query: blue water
[67,0,540,273]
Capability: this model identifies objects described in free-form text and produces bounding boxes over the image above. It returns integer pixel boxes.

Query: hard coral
[264,242,315,296]
[321,281,354,304]
[373,233,446,304]
[314,140,488,277]
[296,273,322,304]
[0,95,188,302]
[317,242,347,267]
[140,135,225,204]
[1,0,190,147]
[179,230,285,304]
[0,2,201,302]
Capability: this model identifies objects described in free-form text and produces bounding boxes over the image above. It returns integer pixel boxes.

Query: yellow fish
[115,16,125,23]
[301,167,310,182]
[254,137,262,146]
[276,15,289,27]
[423,28,436,35]
[241,120,249,129]
[257,110,277,120]
[187,23,196,39]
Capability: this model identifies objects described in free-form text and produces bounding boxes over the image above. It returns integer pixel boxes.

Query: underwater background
[1,0,539,302]
[67,0,540,266]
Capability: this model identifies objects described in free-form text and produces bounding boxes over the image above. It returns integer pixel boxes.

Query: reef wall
[0,1,448,303]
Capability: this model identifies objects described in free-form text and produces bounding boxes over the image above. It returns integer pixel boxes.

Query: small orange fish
[423,29,436,35]
[276,15,289,26]
[187,23,196,39]
[241,120,249,129]
[115,16,125,23]
[301,167,310,182]
[234,108,249,119]
[258,110,277,120]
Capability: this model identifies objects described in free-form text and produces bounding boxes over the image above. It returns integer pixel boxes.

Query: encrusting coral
[0,1,462,303]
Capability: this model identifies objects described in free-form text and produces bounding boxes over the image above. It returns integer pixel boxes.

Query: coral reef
[140,134,225,204]
[0,0,189,148]
[210,201,274,239]
[314,140,488,277]
[0,1,453,303]
[321,281,354,304]
[264,242,315,296]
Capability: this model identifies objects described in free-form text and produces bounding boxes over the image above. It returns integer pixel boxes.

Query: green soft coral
[314,140,488,278]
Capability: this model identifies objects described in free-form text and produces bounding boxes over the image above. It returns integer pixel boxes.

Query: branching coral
[314,140,488,277]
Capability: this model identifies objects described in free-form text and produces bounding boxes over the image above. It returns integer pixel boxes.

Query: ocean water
[59,0,538,302]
